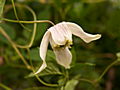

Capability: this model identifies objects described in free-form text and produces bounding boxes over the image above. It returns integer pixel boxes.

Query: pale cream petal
[48,25,66,45]
[60,22,72,42]
[49,35,57,49]
[54,47,72,69]
[66,22,101,43]
[40,31,50,60]
[35,31,50,74]
[48,22,73,45]
[57,22,72,41]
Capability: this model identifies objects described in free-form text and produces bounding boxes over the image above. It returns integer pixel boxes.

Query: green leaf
[64,79,79,90]
[38,62,62,76]
[0,0,5,20]
[28,48,55,61]
[70,63,98,79]
[35,6,50,41]
[106,9,120,38]
[53,0,62,8]
[25,48,60,77]
[71,47,77,65]
[0,23,16,44]
[78,82,96,90]
[26,62,62,78]
[29,47,41,61]
[46,50,56,60]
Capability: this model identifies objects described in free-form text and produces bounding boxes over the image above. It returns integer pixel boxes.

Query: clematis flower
[35,22,101,74]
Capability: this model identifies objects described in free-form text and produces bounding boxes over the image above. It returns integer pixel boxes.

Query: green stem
[15,5,37,48]
[35,74,59,87]
[3,5,54,48]
[0,83,12,90]
[3,16,54,48]
[65,69,69,84]
[11,0,31,31]
[79,78,95,86]
[3,18,54,25]
[2,5,54,48]
[95,60,119,83]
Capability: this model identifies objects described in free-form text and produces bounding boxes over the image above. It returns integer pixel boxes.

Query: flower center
[53,40,73,50]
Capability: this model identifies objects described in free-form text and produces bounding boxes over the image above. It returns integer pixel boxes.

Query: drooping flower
[35,22,101,74]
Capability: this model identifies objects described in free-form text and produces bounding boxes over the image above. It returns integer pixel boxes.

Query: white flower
[35,22,101,74]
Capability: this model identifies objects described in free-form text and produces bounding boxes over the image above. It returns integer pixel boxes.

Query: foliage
[0,0,120,90]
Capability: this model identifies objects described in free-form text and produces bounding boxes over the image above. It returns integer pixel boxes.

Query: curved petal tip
[82,34,102,43]
[34,62,47,75]
[87,34,102,43]
[65,22,101,43]
[95,34,101,39]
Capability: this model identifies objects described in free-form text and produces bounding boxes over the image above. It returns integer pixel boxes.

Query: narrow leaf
[0,0,6,20]
[64,79,79,90]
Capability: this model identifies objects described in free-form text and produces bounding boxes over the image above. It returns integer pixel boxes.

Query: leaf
[29,47,41,61]
[46,50,56,60]
[71,47,77,65]
[22,47,40,62]
[38,62,62,76]
[25,48,60,77]
[0,0,5,20]
[35,6,50,41]
[78,82,96,90]
[26,62,62,78]
[64,79,79,90]
[70,63,98,80]
[27,48,55,61]
[106,9,120,38]
[0,23,16,44]
[53,0,62,8]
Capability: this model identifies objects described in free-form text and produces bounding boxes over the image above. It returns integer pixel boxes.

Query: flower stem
[95,59,119,83]
[0,83,12,90]
[79,78,94,85]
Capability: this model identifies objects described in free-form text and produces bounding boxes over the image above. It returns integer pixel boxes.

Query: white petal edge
[35,61,47,74]
[35,31,51,74]
[66,22,101,43]
[54,47,72,69]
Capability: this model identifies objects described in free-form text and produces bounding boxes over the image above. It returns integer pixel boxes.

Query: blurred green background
[0,0,120,90]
